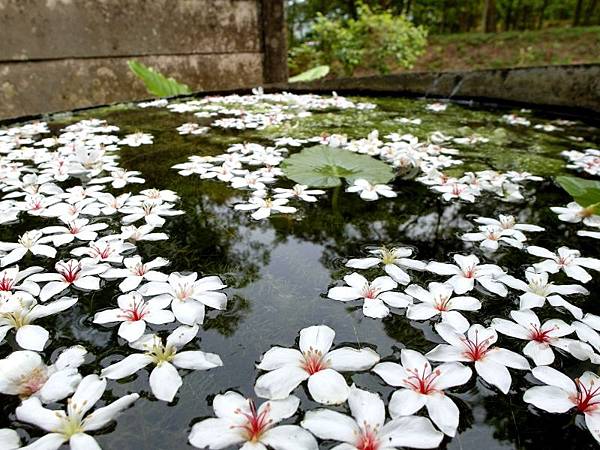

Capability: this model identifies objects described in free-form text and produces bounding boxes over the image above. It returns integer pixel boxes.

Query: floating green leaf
[556,176,600,211]
[289,65,330,83]
[281,145,395,188]
[128,60,191,97]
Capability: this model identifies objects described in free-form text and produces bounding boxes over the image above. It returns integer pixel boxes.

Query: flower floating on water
[29,259,106,301]
[273,184,325,202]
[301,384,443,450]
[254,324,380,404]
[0,230,56,267]
[234,193,297,220]
[405,282,481,333]
[427,323,529,393]
[102,324,222,402]
[16,374,138,449]
[139,272,227,326]
[501,269,588,318]
[189,392,317,450]
[119,132,153,147]
[327,272,413,318]
[345,246,426,285]
[551,202,600,227]
[93,291,174,342]
[527,246,600,283]
[427,254,507,296]
[524,367,600,444]
[101,255,169,292]
[473,214,544,240]
[373,349,472,436]
[461,225,524,252]
[0,346,86,402]
[492,309,592,365]
[346,178,397,201]
[0,293,77,350]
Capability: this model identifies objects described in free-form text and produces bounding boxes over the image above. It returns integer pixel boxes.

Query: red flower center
[529,325,556,343]
[357,426,380,450]
[0,274,15,291]
[233,400,272,442]
[405,364,441,394]
[121,298,148,321]
[575,379,600,413]
[301,348,328,375]
[58,261,82,283]
[461,330,492,361]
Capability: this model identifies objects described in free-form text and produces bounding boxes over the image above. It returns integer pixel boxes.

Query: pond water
[1,92,600,450]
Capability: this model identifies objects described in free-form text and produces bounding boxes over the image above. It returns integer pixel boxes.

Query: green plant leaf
[556,176,600,209]
[281,145,395,188]
[289,65,330,83]
[128,60,191,97]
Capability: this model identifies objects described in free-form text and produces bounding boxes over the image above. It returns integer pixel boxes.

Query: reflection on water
[1,95,600,449]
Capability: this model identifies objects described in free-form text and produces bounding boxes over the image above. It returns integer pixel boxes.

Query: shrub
[289,4,428,77]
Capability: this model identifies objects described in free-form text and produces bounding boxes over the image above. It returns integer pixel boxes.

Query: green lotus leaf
[281,145,395,188]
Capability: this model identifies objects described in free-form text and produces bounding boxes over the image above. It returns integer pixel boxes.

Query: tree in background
[287,0,600,38]
[288,3,427,77]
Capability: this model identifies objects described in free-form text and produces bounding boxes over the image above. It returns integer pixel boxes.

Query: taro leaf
[289,65,330,83]
[128,60,191,97]
[281,145,395,188]
[556,176,600,210]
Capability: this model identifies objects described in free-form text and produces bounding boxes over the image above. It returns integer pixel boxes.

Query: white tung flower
[501,269,589,318]
[0,293,77,350]
[345,246,426,285]
[16,374,138,449]
[327,272,413,319]
[427,323,529,393]
[301,384,443,450]
[346,179,397,201]
[0,346,86,403]
[254,324,380,404]
[101,325,222,402]
[189,393,317,450]
[373,349,472,436]
[93,291,174,342]
[427,254,507,296]
[527,245,600,283]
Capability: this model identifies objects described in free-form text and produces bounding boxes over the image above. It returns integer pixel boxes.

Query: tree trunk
[404,0,412,16]
[584,0,598,24]
[537,0,549,29]
[482,0,497,32]
[573,0,584,26]
[504,0,514,30]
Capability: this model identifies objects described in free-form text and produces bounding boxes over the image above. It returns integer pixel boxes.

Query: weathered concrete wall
[277,64,600,114]
[0,0,287,119]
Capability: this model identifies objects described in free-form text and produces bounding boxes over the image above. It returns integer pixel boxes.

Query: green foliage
[281,145,395,188]
[288,4,427,77]
[128,60,191,98]
[556,176,600,211]
[289,65,330,83]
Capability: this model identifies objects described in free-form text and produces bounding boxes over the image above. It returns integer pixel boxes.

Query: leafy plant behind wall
[128,60,191,97]
[281,145,395,188]
[556,176,600,212]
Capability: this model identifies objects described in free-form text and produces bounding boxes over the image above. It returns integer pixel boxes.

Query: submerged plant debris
[0,90,599,450]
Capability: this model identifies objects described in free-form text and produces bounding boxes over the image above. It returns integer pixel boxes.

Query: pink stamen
[232,400,273,442]
[405,364,441,394]
[574,379,600,413]
[461,330,492,361]
[301,348,328,374]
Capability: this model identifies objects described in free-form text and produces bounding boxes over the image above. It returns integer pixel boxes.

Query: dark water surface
[1,95,600,449]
